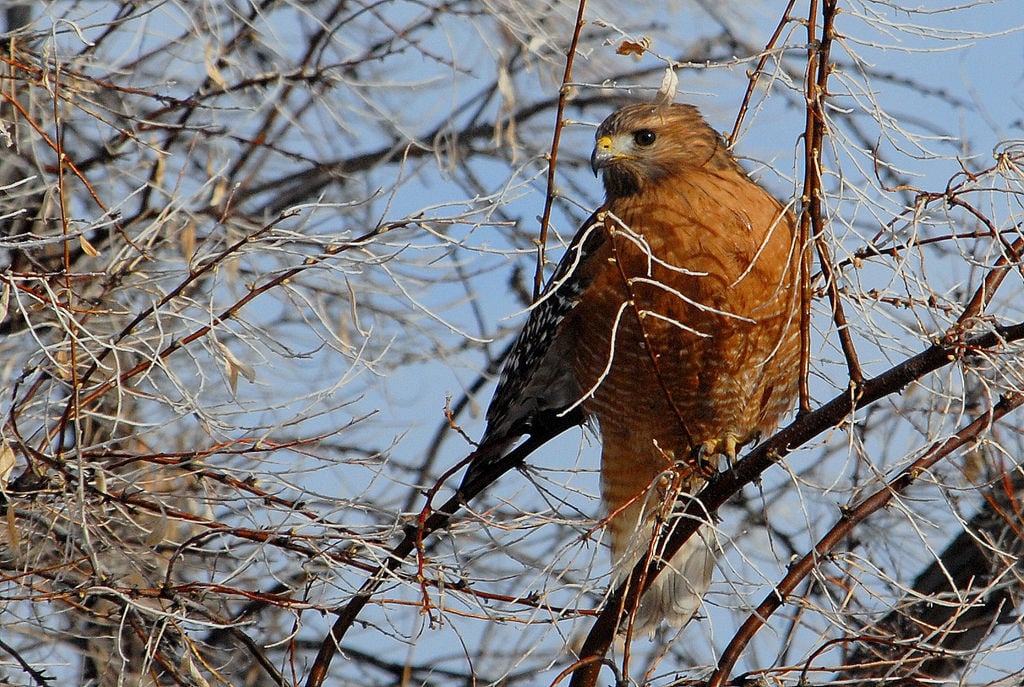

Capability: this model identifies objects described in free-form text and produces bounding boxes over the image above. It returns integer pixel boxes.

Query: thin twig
[304,411,583,687]
[534,0,589,299]
[801,0,864,406]
[728,0,799,145]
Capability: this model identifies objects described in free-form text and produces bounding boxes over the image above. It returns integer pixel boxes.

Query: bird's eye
[633,129,657,146]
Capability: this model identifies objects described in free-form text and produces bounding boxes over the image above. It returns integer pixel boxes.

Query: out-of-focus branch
[839,465,1024,684]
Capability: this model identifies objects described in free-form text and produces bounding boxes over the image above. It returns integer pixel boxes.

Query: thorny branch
[801,0,862,413]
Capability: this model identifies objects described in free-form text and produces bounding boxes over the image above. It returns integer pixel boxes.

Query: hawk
[461,102,801,634]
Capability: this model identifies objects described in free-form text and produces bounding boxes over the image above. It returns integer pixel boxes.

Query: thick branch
[708,392,1024,687]
[568,321,1024,687]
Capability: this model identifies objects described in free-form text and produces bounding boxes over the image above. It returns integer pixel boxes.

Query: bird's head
[589,102,736,198]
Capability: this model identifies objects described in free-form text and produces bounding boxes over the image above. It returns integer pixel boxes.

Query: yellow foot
[684,432,764,480]
[695,430,765,467]
[695,433,741,465]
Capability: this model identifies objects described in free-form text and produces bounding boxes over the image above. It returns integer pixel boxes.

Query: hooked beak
[590,135,615,176]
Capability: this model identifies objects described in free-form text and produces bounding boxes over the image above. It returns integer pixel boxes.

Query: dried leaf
[616,37,650,58]
[145,508,169,547]
[0,281,9,323]
[209,177,228,208]
[153,149,165,188]
[180,221,196,261]
[0,444,15,489]
[93,469,107,495]
[204,43,228,90]
[54,347,73,380]
[655,67,679,107]
[180,652,211,687]
[1,444,21,547]
[79,233,100,257]
[6,507,17,550]
[216,341,256,394]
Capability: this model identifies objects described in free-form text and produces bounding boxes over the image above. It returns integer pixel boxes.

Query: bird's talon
[689,434,741,476]
[723,434,738,464]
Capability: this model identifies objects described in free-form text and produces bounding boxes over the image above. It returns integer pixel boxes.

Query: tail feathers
[613,522,716,636]
[457,436,515,496]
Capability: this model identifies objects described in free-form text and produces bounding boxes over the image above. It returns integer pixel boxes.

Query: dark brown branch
[802,0,863,396]
[567,320,1024,687]
[708,392,1024,687]
[0,637,53,686]
[534,0,590,299]
[728,0,799,146]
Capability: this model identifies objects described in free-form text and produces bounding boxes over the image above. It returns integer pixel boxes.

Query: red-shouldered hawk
[461,102,801,634]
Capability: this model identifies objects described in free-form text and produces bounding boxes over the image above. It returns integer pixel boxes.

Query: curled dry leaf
[216,340,256,394]
[615,37,650,58]
[79,233,100,257]
[655,67,679,107]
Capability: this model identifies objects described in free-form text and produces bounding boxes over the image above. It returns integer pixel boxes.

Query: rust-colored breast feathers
[570,151,800,463]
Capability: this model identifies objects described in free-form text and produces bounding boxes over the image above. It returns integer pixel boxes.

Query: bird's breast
[569,174,801,459]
